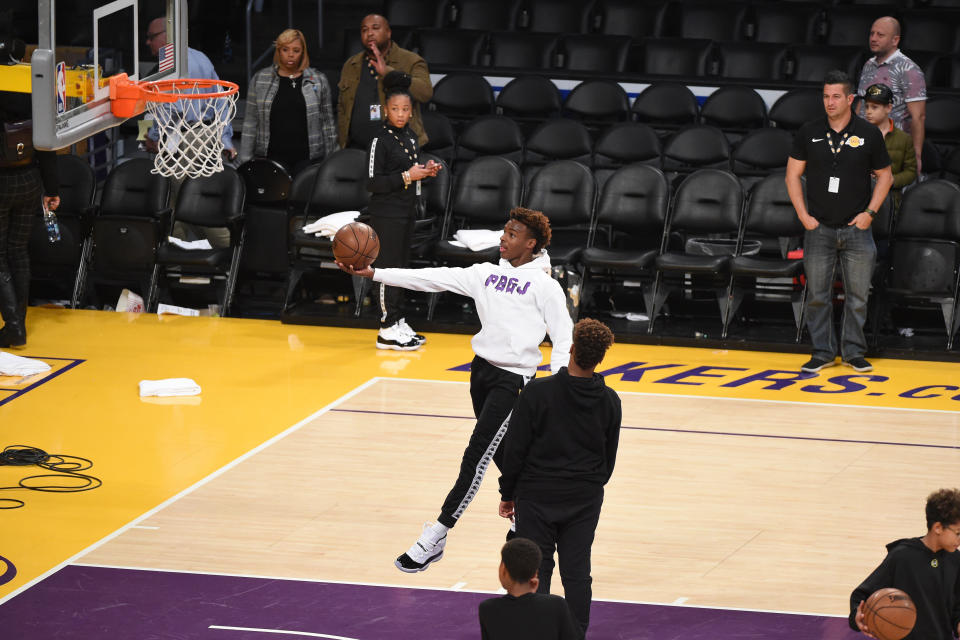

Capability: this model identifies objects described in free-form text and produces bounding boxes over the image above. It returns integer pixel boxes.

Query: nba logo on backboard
[56,62,66,115]
[158,43,175,73]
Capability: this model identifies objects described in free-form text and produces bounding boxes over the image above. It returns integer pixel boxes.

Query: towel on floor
[0,352,52,377]
[301,211,361,237]
[138,378,202,397]
[452,229,502,251]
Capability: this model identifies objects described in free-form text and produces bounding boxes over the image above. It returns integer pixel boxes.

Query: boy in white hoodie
[338,207,574,573]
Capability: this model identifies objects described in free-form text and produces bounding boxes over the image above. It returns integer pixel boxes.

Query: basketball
[863,588,916,640]
[333,221,380,270]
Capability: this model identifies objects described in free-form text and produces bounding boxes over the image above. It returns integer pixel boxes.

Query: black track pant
[437,356,529,529]
[368,214,413,328]
[516,490,604,636]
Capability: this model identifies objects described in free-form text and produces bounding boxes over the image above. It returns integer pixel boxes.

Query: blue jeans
[803,224,876,361]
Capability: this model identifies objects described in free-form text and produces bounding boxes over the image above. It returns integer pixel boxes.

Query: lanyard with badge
[826,130,848,194]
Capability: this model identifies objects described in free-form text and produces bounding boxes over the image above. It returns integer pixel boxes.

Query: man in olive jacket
[862,83,917,207]
[337,14,433,150]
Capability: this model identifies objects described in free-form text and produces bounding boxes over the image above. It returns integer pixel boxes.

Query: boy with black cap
[861,82,917,206]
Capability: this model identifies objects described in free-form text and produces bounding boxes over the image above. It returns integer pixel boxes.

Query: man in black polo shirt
[786,70,893,374]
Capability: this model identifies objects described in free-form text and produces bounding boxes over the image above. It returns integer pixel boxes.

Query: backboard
[28,0,187,150]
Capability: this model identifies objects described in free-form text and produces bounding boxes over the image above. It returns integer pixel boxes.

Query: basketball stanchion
[109,73,238,179]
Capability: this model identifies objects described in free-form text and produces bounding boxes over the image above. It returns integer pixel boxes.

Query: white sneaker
[377,323,422,351]
[398,318,426,344]
[394,522,446,573]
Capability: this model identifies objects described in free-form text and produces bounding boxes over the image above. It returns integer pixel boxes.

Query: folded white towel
[302,210,361,237]
[0,352,52,377]
[453,229,502,252]
[167,236,212,250]
[138,378,202,397]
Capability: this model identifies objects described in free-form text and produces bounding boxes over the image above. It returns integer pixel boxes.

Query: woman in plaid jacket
[239,29,337,174]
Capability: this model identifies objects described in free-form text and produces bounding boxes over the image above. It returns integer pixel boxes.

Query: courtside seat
[648,169,745,334]
[768,88,822,131]
[155,168,246,315]
[631,82,699,136]
[525,0,597,34]
[487,31,560,71]
[677,1,749,41]
[453,0,523,30]
[523,160,596,268]
[414,28,486,67]
[594,0,670,37]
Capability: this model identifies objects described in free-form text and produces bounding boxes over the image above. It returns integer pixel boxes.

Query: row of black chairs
[33,152,960,349]
[421,110,960,190]
[275,149,960,347]
[422,76,960,151]
[28,156,246,315]
[372,27,960,89]
[381,0,960,50]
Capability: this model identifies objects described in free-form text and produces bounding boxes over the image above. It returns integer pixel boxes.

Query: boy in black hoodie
[498,318,621,636]
[849,488,960,639]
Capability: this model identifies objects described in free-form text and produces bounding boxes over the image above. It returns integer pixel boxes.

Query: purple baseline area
[0,565,861,640]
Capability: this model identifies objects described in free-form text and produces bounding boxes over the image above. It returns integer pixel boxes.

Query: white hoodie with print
[372,252,573,376]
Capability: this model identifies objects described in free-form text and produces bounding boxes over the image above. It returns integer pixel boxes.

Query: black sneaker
[843,357,873,372]
[800,357,836,373]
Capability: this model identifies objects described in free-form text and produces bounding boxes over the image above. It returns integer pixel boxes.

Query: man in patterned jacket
[856,16,927,173]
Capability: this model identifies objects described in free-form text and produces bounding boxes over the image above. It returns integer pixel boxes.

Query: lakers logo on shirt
[846,136,864,148]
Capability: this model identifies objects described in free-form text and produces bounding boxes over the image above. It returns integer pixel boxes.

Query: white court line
[68,562,848,619]
[672,597,689,605]
[210,625,357,639]
[0,378,382,607]
[450,581,467,590]
[384,376,960,415]
[131,525,159,530]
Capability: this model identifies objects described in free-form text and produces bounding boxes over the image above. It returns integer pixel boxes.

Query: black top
[479,593,583,640]
[366,123,421,218]
[0,91,59,195]
[348,58,381,149]
[849,537,960,640]
[790,113,890,227]
[267,72,310,172]
[499,367,622,502]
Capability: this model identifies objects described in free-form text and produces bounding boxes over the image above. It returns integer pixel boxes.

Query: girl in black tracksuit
[0,90,60,348]
[365,71,440,350]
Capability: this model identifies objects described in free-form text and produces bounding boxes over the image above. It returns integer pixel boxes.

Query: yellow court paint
[1,307,958,601]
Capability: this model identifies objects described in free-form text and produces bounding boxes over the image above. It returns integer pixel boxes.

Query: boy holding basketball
[849,488,960,639]
[479,537,582,640]
[337,207,573,573]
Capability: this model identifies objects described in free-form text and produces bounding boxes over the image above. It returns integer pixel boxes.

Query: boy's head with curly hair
[508,207,552,254]
[571,318,615,370]
[925,488,960,553]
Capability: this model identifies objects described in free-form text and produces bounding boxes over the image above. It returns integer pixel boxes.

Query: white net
[144,79,238,180]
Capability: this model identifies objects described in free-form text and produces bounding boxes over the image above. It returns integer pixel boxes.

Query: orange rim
[109,74,239,118]
[140,78,240,101]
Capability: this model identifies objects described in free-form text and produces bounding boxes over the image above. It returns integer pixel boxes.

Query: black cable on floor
[0,445,102,509]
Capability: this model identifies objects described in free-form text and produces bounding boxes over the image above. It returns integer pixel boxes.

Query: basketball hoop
[109,73,239,179]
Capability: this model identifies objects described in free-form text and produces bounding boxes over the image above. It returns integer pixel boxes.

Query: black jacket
[0,91,59,195]
[479,593,582,640]
[499,367,622,502]
[365,123,420,218]
[849,537,960,639]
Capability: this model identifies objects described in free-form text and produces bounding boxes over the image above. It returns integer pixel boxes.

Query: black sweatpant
[368,213,413,328]
[515,490,604,636]
[0,167,41,279]
[437,356,529,529]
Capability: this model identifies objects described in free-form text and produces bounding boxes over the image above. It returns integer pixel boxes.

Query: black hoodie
[499,367,621,502]
[849,537,960,639]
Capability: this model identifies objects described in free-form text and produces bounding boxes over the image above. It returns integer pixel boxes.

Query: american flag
[158,43,175,72]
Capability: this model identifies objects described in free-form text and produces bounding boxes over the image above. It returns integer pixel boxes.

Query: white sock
[422,522,449,545]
